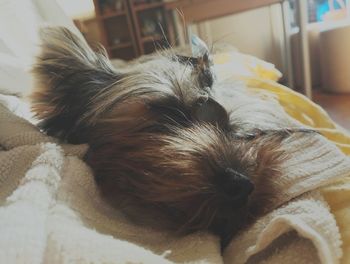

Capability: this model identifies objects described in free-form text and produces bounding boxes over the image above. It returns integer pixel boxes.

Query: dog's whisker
[158,22,172,51]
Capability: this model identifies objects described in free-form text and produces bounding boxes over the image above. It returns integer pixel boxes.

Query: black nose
[223,168,254,201]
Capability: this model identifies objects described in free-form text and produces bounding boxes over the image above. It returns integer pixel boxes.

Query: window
[288,0,349,24]
[309,0,348,22]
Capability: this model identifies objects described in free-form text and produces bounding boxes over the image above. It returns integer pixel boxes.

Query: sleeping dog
[31,27,313,248]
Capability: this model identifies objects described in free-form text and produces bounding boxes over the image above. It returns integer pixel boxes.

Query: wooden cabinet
[93,0,138,60]
[93,0,172,60]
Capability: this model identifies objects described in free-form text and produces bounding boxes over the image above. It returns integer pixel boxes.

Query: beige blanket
[1,87,349,263]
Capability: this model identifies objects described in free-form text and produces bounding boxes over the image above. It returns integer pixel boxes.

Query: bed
[1,1,350,263]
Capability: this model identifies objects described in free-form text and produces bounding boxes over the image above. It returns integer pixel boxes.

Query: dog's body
[31,27,291,247]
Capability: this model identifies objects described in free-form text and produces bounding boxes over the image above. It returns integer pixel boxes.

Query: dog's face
[31,27,282,247]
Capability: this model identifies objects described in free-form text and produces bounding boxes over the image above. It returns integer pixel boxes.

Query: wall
[188,4,286,75]
[56,0,95,19]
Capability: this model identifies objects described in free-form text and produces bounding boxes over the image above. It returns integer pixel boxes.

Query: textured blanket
[1,81,350,263]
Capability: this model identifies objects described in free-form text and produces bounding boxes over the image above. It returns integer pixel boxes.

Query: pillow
[213,52,282,82]
[0,0,82,97]
[0,53,31,96]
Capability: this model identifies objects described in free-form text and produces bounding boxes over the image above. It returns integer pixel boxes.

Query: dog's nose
[224,168,254,201]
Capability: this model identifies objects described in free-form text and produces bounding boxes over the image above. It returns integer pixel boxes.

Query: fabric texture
[321,178,350,264]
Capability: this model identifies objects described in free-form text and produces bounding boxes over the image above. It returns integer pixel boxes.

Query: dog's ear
[191,35,214,88]
[192,97,229,129]
[31,27,121,143]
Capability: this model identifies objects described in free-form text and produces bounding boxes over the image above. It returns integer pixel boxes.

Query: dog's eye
[191,97,229,129]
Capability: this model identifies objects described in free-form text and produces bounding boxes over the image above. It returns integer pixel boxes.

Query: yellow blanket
[214,52,350,263]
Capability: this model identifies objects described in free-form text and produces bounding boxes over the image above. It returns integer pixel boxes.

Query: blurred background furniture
[320,24,350,93]
[290,0,350,97]
[3,0,350,99]
[73,0,315,96]
[165,0,284,23]
[295,0,312,98]
[93,0,139,60]
[165,0,296,90]
[92,0,172,60]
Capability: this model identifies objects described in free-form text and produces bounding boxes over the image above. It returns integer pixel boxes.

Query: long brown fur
[31,27,298,248]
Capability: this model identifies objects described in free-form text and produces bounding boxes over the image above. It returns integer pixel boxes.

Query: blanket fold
[224,192,342,264]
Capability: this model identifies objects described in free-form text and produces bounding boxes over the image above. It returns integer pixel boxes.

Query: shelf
[141,35,163,43]
[108,41,133,50]
[100,10,126,19]
[93,0,173,59]
[134,2,164,11]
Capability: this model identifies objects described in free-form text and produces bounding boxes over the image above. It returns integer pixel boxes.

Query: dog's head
[31,27,282,246]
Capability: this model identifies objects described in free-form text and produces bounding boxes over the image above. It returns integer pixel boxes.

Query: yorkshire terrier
[30,27,309,248]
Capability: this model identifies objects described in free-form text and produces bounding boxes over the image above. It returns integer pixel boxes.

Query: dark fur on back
[31,27,287,248]
[31,28,121,143]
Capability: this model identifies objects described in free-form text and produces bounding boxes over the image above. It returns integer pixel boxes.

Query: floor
[312,90,350,131]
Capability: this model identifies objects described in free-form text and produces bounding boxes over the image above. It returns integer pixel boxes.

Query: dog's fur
[31,27,289,247]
